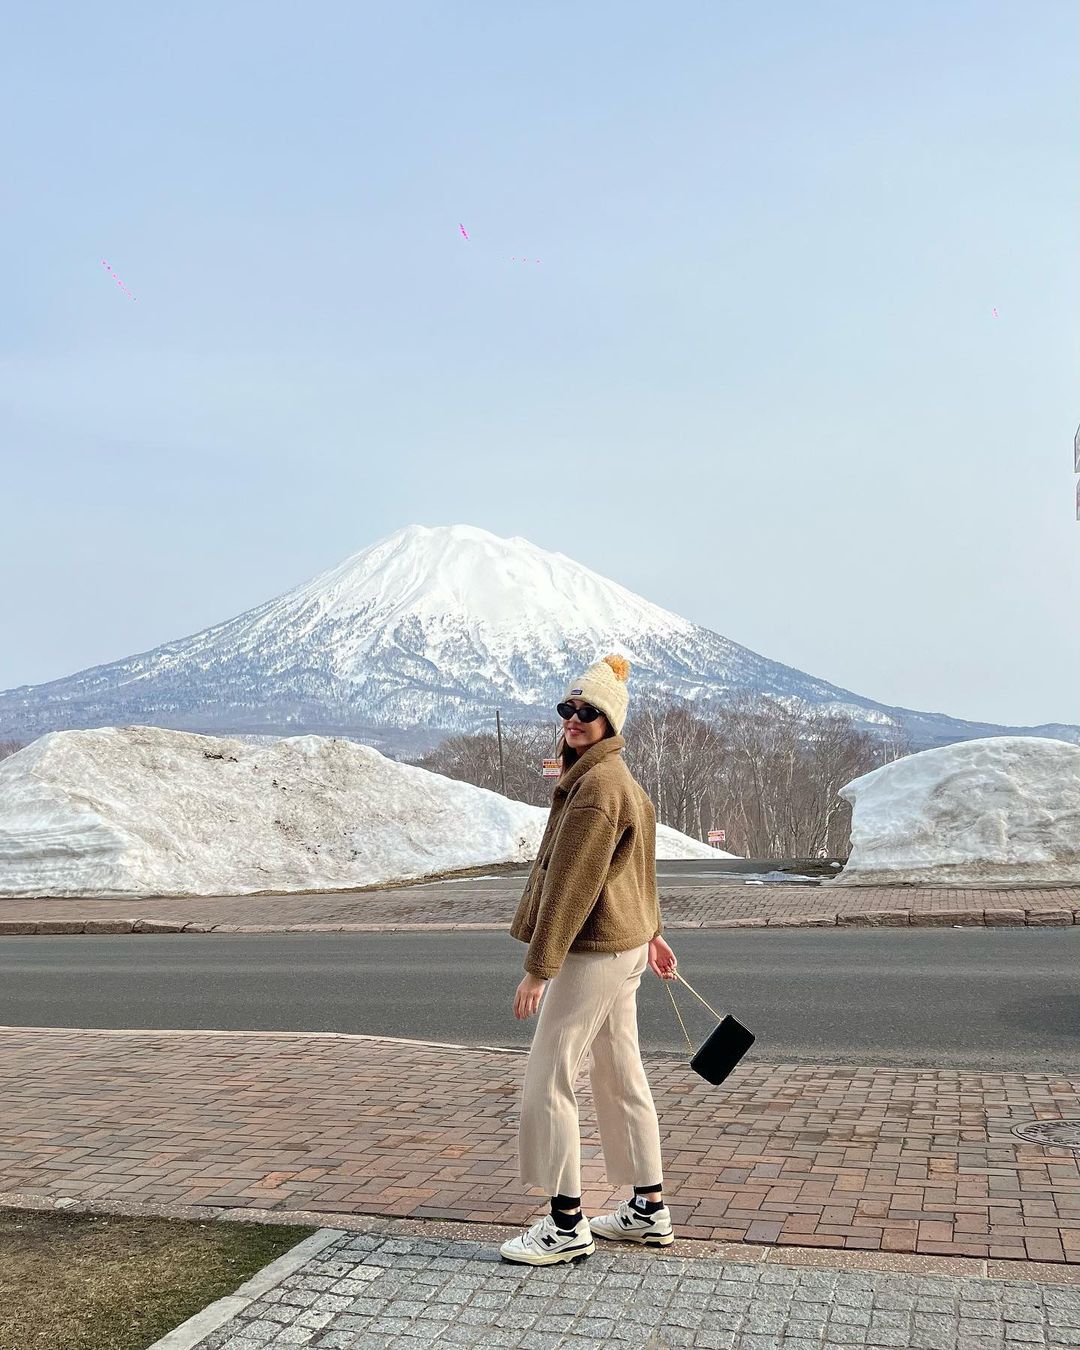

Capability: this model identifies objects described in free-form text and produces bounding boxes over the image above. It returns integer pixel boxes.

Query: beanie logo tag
[570,689,583,696]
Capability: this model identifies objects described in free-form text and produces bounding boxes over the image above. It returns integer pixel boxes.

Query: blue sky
[2,1,1077,727]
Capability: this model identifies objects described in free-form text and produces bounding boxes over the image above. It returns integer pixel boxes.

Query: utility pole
[495,709,506,797]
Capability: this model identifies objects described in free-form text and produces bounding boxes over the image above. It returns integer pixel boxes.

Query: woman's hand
[514,973,548,1020]
[648,936,678,980]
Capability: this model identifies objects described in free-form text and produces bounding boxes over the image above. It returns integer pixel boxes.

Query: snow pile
[835,736,1080,885]
[0,726,722,899]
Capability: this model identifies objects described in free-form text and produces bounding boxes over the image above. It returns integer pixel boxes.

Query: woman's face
[563,698,610,752]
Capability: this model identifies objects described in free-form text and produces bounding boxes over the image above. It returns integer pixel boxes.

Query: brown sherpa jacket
[510,735,663,979]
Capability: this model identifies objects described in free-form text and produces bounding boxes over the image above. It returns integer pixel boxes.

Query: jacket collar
[554,735,625,797]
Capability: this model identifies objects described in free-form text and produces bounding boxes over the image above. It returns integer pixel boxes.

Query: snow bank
[0,726,721,898]
[834,736,1080,885]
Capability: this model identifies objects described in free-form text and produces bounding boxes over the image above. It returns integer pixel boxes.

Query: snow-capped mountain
[1,523,1076,750]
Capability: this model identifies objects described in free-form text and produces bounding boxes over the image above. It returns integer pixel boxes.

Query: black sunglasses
[557,701,603,723]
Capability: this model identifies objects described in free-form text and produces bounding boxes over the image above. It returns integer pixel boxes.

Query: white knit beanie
[563,653,631,735]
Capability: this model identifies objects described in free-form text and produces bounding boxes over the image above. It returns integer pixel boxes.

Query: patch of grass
[0,1207,315,1350]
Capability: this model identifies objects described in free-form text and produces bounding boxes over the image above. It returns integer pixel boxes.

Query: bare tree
[626,695,903,858]
[412,720,559,806]
[0,739,24,762]
[623,699,724,836]
[410,697,908,858]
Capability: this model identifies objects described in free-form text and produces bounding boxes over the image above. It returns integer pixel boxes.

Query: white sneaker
[590,1198,675,1247]
[499,1213,595,1266]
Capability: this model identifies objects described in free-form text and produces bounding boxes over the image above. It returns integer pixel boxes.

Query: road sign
[542,758,560,779]
[707,829,726,845]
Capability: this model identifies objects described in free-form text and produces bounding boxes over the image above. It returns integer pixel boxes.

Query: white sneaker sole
[499,1239,596,1266]
[593,1225,675,1247]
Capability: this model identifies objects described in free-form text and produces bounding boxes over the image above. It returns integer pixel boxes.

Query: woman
[500,653,680,1266]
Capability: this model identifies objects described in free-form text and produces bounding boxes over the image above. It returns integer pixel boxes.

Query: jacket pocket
[575,885,611,944]
[524,880,543,930]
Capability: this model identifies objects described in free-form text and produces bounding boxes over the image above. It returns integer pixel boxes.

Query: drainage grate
[1012,1119,1080,1151]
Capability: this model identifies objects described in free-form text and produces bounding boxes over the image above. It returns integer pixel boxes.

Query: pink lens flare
[461,224,541,264]
[101,258,136,300]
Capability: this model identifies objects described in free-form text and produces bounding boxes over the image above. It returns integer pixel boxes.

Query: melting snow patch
[835,736,1080,885]
[0,726,721,898]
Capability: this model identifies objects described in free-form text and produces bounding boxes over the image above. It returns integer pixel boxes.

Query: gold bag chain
[665,971,725,1052]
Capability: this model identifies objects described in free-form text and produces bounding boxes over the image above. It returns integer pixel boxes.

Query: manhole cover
[1012,1119,1080,1150]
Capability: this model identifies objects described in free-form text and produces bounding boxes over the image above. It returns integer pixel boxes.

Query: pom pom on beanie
[603,654,630,683]
[564,652,632,734]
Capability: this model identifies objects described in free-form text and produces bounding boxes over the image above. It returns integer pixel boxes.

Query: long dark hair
[557,717,615,773]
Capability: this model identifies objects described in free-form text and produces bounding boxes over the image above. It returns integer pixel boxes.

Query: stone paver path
[189,1227,1080,1349]
[3,1028,1080,1264]
[1,884,1078,934]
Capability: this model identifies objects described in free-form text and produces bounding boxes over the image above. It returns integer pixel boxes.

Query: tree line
[413,697,909,858]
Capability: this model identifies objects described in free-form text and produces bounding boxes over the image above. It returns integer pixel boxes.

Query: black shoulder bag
[665,972,755,1086]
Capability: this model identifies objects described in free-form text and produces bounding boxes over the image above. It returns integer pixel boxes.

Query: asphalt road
[0,928,1077,1072]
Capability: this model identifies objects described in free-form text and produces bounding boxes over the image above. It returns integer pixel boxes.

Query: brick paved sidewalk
[0,884,1077,935]
[169,1225,1080,1350]
[3,1028,1079,1265]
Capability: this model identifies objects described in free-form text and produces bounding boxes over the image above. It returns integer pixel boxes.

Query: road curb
[4,1192,1080,1288]
[144,1226,344,1350]
[0,910,1077,936]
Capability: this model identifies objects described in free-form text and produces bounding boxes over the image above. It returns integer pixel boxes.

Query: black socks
[550,1193,582,1231]
[547,1188,663,1230]
[631,1185,664,1214]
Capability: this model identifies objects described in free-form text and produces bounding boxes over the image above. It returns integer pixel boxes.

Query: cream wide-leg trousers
[517,943,664,1197]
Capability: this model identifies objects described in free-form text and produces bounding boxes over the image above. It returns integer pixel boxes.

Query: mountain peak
[278,524,694,653]
[2,525,1078,750]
